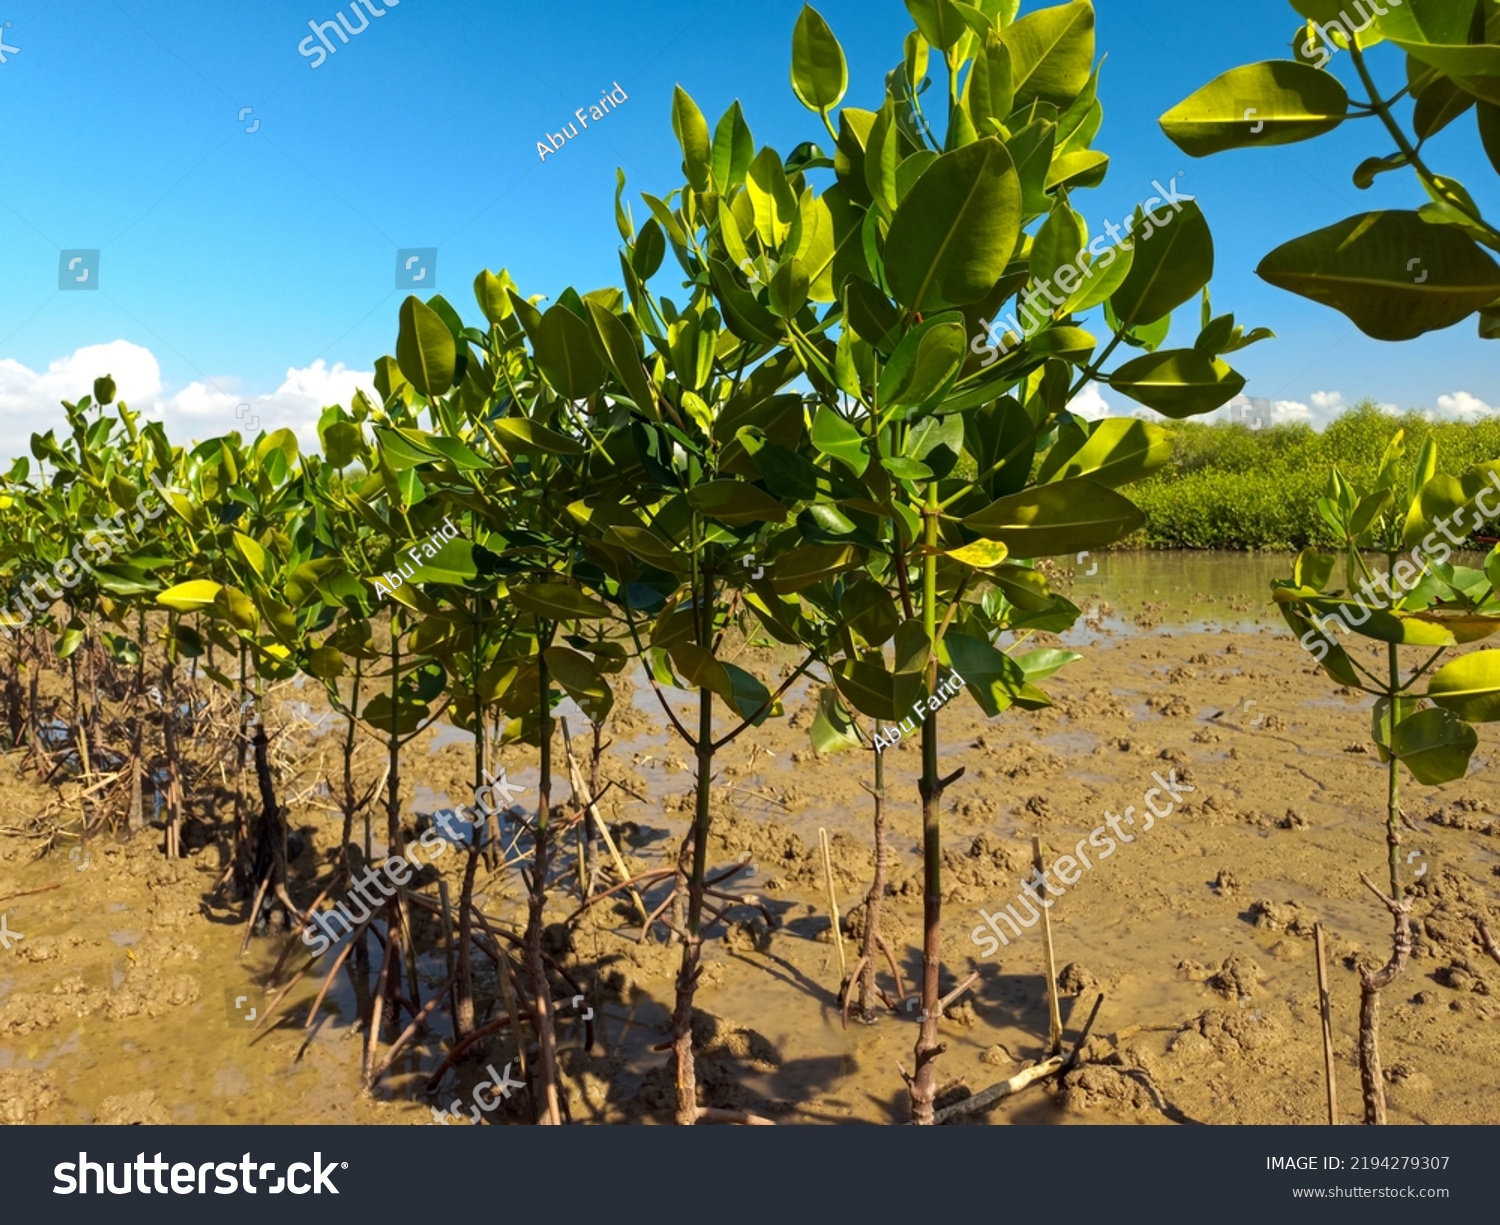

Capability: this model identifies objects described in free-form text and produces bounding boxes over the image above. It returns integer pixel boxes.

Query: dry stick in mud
[1357,872,1412,1126]
[1314,921,1338,1125]
[819,827,848,989]
[561,718,650,928]
[930,993,1106,1124]
[1479,918,1500,967]
[1032,835,1064,1057]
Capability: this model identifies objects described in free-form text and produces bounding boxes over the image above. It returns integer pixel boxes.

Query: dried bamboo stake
[561,720,650,929]
[1314,921,1338,1126]
[819,827,847,986]
[1032,836,1063,1057]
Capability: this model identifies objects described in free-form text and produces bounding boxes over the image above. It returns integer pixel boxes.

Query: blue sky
[0,0,1495,456]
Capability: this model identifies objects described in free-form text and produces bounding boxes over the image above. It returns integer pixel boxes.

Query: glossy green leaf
[509,582,612,621]
[544,645,614,723]
[1391,706,1478,785]
[1111,200,1214,330]
[1038,417,1174,487]
[791,5,848,113]
[713,101,756,189]
[877,316,969,409]
[685,480,788,526]
[1427,650,1500,722]
[962,477,1145,557]
[1258,211,1500,341]
[157,579,222,612]
[533,304,606,399]
[810,684,863,753]
[1000,0,1095,110]
[885,138,1022,313]
[493,418,587,456]
[904,0,969,51]
[1161,61,1349,156]
[1108,348,1246,418]
[396,296,458,399]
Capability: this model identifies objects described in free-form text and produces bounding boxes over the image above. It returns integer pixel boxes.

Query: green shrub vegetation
[1126,403,1500,550]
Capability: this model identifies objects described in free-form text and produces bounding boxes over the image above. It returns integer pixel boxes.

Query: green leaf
[157,579,222,612]
[1391,706,1478,785]
[943,631,1034,716]
[769,544,861,593]
[1111,200,1215,330]
[604,524,689,573]
[1107,349,1246,418]
[320,420,363,469]
[791,5,848,113]
[543,646,614,723]
[945,538,1011,568]
[1039,417,1174,487]
[493,417,587,456]
[810,685,864,754]
[746,147,799,246]
[509,582,612,621]
[1258,211,1500,341]
[906,413,966,479]
[904,0,969,51]
[232,531,268,580]
[967,31,1015,128]
[533,304,606,399]
[1427,650,1500,722]
[713,101,756,189]
[1000,0,1095,110]
[587,301,658,418]
[884,138,1023,313]
[361,691,429,737]
[396,296,458,399]
[811,405,869,475]
[962,477,1145,557]
[1160,61,1349,156]
[1013,647,1081,682]
[768,257,812,319]
[1060,238,1134,314]
[672,86,712,192]
[1294,549,1337,592]
[877,316,969,409]
[685,480,789,526]
[833,657,902,720]
[474,268,516,325]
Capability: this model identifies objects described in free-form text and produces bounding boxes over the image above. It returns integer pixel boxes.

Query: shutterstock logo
[55,1152,346,1195]
[297,1,400,69]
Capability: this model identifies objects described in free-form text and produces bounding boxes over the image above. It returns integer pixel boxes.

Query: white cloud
[1310,390,1344,410]
[1272,399,1314,425]
[1435,391,1497,420]
[0,342,375,460]
[1067,383,1111,421]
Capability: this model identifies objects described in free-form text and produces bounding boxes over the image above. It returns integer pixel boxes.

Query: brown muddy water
[4,551,1499,1125]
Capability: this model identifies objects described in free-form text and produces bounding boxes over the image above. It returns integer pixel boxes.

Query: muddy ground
[3,553,1499,1126]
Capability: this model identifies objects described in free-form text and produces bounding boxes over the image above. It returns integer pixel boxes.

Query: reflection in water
[1060,551,1293,644]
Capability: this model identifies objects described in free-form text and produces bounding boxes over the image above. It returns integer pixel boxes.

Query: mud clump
[1059,1065,1159,1116]
[96,1090,171,1125]
[0,1068,59,1124]
[1248,898,1317,937]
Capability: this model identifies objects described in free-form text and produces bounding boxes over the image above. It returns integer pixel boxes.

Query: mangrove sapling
[765,0,1256,1119]
[1275,433,1500,1123]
